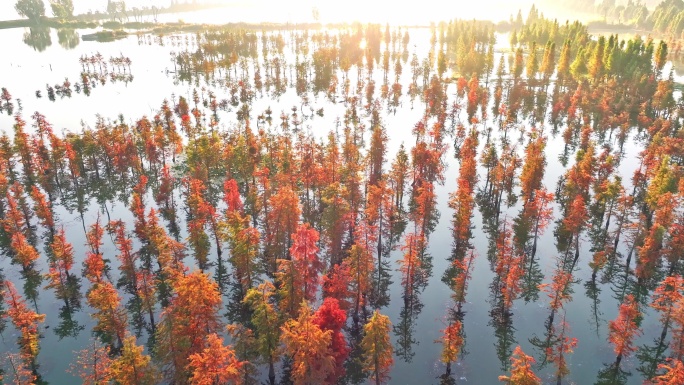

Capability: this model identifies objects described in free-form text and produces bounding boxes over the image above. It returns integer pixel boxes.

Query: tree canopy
[15,0,46,21]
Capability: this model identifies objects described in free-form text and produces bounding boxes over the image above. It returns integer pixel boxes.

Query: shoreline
[0,3,227,30]
[0,10,653,40]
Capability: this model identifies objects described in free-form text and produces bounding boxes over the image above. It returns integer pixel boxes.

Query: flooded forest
[1,3,684,385]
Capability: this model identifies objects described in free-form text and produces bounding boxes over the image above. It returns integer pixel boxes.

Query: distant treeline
[0,1,225,30]
[593,0,684,38]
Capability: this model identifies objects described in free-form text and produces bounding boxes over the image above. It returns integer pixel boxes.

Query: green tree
[589,36,606,80]
[244,282,281,384]
[525,42,538,81]
[106,0,126,21]
[570,48,588,81]
[438,50,447,78]
[556,41,572,81]
[361,310,394,385]
[513,48,524,81]
[655,41,668,76]
[540,41,556,82]
[49,0,73,19]
[510,30,518,50]
[15,0,45,21]
[110,335,158,385]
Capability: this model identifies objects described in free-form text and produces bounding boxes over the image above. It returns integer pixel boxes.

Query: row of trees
[15,0,73,21]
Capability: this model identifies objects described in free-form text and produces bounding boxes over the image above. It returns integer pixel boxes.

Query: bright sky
[0,0,560,23]
[1,0,173,18]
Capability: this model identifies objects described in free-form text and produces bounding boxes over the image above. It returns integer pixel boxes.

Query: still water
[0,22,664,385]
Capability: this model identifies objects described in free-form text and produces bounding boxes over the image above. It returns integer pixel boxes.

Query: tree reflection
[57,28,79,50]
[343,323,367,385]
[53,304,84,339]
[393,300,419,363]
[594,361,630,385]
[225,323,260,385]
[585,279,604,335]
[278,355,294,385]
[23,26,52,52]
[21,266,43,309]
[491,311,517,372]
[637,336,669,380]
[224,278,249,325]
[0,269,5,335]
[437,372,457,385]
[521,257,543,303]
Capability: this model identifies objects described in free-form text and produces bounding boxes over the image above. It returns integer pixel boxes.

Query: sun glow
[312,0,517,24]
[205,0,518,25]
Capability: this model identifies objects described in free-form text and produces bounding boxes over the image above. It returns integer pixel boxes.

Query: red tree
[290,223,323,301]
[187,333,244,385]
[651,358,684,385]
[312,298,349,384]
[608,294,642,362]
[69,341,113,385]
[4,281,45,371]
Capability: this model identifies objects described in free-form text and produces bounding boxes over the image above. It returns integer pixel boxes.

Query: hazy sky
[0,0,576,23]
[1,0,174,18]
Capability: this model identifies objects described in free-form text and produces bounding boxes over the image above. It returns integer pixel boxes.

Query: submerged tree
[435,320,464,375]
[498,345,541,385]
[243,282,281,384]
[69,341,113,385]
[3,281,45,374]
[280,301,335,385]
[361,310,394,385]
[608,294,642,365]
[187,333,244,385]
[155,270,224,384]
[110,334,158,385]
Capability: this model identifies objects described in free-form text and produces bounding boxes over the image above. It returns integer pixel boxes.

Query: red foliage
[155,164,175,208]
[322,263,352,310]
[451,250,476,304]
[108,220,139,294]
[69,341,113,385]
[223,178,243,214]
[290,223,323,302]
[608,294,642,358]
[495,221,523,311]
[540,267,574,312]
[30,185,54,233]
[187,333,244,385]
[3,183,28,236]
[84,219,106,283]
[131,174,148,242]
[562,194,588,236]
[3,281,45,362]
[650,358,684,385]
[313,298,350,384]
[10,232,40,269]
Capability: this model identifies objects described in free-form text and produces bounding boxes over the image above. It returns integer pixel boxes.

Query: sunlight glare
[200,0,521,25]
